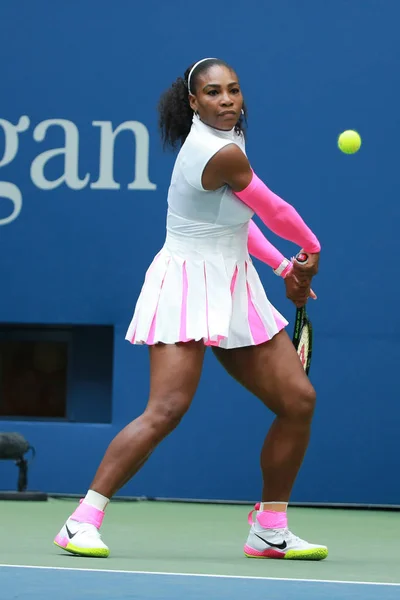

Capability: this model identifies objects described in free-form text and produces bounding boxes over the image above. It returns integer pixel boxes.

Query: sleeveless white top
[125,114,288,349]
[166,114,253,239]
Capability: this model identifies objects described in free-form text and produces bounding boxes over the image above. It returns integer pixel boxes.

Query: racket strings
[298,325,310,370]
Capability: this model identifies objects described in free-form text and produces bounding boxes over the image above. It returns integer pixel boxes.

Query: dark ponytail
[158,59,247,151]
[157,76,193,151]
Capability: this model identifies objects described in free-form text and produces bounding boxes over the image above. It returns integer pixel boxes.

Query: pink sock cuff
[71,500,105,528]
[257,510,288,529]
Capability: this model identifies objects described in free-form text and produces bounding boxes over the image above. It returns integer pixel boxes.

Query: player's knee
[145,394,190,438]
[285,383,316,422]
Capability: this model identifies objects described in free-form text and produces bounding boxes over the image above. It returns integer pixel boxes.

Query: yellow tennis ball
[338,130,361,154]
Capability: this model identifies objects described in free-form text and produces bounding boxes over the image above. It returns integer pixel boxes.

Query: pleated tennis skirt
[125,228,288,349]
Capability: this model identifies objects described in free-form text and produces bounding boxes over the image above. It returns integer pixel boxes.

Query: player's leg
[212,330,328,560]
[89,341,205,497]
[54,340,206,557]
[215,330,314,502]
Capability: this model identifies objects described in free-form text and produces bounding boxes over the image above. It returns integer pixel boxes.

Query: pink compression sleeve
[248,219,286,269]
[235,172,321,253]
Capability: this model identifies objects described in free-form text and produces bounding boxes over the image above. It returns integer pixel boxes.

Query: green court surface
[0,499,398,584]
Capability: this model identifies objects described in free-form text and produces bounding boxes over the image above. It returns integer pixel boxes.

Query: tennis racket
[292,253,313,375]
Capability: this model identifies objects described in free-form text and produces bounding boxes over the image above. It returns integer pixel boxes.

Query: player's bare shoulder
[202,143,252,191]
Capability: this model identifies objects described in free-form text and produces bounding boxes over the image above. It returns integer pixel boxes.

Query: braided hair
[158,58,247,150]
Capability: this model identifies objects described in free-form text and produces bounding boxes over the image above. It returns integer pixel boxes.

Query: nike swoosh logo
[254,533,287,550]
[65,524,78,539]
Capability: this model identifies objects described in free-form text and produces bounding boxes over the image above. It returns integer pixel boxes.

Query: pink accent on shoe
[244,544,285,559]
[257,510,288,529]
[248,503,261,524]
[54,533,69,548]
[247,503,288,529]
[71,502,105,529]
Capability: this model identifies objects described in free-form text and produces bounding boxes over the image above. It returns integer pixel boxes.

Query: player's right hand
[284,270,317,307]
[293,251,320,282]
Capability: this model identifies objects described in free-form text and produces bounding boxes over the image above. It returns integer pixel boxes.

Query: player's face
[189,65,244,131]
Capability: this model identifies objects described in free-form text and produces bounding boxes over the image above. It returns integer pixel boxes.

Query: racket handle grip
[295,252,309,265]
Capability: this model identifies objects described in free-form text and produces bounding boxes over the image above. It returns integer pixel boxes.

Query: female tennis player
[54,58,327,561]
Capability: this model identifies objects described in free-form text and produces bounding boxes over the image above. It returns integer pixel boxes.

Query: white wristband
[273,259,290,277]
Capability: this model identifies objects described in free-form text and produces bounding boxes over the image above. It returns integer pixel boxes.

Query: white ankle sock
[83,490,109,511]
[259,502,288,512]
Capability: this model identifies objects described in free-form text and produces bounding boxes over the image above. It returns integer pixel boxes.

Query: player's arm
[249,218,317,304]
[248,219,293,277]
[203,144,320,277]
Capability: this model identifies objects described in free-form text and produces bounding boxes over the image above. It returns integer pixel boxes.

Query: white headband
[187,57,217,95]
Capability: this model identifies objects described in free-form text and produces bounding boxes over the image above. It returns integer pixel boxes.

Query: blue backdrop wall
[1,0,399,504]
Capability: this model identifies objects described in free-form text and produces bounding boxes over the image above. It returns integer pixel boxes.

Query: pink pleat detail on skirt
[125,244,288,350]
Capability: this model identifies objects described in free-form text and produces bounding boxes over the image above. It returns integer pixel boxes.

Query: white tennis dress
[125,114,288,349]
